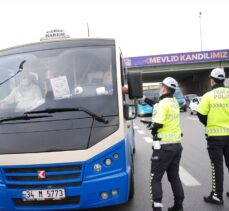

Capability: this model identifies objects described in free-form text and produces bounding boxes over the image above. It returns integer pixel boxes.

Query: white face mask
[20,78,30,86]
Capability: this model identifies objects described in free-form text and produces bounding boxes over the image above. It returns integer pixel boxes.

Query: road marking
[144,137,153,143]
[179,166,201,186]
[137,130,145,135]
[187,117,198,121]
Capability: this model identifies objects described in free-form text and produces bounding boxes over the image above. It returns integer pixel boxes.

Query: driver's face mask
[20,78,30,87]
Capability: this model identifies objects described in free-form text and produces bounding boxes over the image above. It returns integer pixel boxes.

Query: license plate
[22,189,65,201]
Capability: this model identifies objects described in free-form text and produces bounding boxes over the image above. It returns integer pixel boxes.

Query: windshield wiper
[0,60,26,86]
[25,107,109,124]
[0,114,53,123]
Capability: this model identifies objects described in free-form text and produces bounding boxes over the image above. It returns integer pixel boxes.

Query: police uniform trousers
[207,136,229,197]
[150,143,184,206]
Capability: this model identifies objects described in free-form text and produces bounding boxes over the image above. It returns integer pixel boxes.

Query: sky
[0,0,229,57]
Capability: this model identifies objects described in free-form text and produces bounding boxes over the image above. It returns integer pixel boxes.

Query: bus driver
[0,72,43,112]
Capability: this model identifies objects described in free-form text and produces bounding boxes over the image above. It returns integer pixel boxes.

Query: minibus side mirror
[127,71,143,99]
[124,104,137,120]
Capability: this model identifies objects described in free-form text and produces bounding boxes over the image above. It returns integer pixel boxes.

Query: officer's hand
[151,127,157,137]
[146,123,153,130]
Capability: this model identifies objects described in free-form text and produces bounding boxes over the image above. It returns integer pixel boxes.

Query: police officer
[197,67,229,205]
[150,77,184,211]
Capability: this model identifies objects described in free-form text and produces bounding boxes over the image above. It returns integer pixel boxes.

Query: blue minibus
[0,32,142,210]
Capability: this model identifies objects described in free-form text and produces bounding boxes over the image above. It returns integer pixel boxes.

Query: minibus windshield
[0,46,118,118]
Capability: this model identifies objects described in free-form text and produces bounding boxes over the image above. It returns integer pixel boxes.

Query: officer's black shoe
[153,208,162,211]
[168,205,183,211]
[203,194,224,205]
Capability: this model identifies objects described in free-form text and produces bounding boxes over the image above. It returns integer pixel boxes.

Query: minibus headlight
[104,158,112,166]
[84,142,125,179]
[93,163,102,172]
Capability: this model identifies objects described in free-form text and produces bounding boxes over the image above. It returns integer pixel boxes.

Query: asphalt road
[85,112,229,211]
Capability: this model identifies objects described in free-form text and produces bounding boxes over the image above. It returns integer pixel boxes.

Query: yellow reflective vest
[198,87,229,136]
[153,97,182,142]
